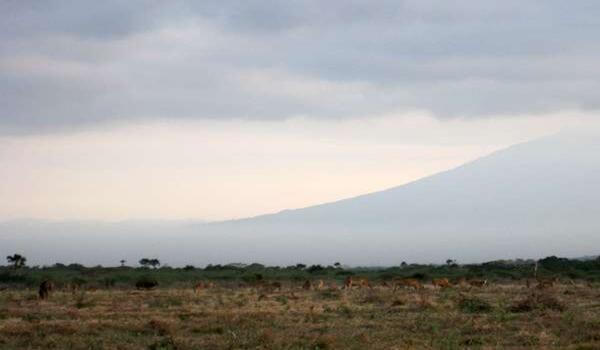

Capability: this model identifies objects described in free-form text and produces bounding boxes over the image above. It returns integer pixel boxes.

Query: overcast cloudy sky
[1,1,599,221]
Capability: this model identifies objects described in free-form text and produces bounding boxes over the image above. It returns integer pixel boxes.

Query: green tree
[139,258,151,268]
[307,264,324,273]
[149,258,161,269]
[6,254,26,269]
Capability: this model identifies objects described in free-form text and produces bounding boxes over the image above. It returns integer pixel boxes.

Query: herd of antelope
[33,275,567,300]
[190,276,564,294]
[339,276,489,291]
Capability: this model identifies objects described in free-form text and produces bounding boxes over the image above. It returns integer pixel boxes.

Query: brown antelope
[38,280,54,300]
[468,279,488,288]
[302,280,312,290]
[194,281,215,293]
[343,276,372,290]
[329,281,339,290]
[65,283,80,295]
[432,278,452,288]
[536,277,558,289]
[316,280,325,290]
[456,277,468,287]
[393,278,423,291]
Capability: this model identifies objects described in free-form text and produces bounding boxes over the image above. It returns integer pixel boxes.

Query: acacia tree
[149,259,161,269]
[139,258,161,269]
[6,254,27,269]
[139,258,151,268]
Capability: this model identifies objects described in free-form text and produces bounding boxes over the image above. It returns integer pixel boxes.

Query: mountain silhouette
[2,130,599,266]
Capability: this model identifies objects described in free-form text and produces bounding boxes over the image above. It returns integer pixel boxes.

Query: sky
[1,1,599,221]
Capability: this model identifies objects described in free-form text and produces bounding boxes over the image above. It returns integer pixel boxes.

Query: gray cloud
[1,0,600,134]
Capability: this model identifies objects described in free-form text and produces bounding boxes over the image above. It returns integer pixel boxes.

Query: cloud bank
[1,1,600,134]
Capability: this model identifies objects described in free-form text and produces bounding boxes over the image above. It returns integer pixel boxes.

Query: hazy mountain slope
[1,130,599,266]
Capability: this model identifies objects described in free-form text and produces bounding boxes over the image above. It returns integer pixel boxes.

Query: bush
[0,272,28,284]
[410,272,427,280]
[335,270,353,276]
[135,276,158,290]
[307,265,325,273]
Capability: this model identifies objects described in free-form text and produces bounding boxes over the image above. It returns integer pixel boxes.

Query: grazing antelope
[468,279,487,288]
[343,276,372,290]
[302,280,312,290]
[393,278,423,291]
[38,280,54,300]
[329,281,339,290]
[65,283,80,295]
[455,277,468,287]
[193,281,214,293]
[432,278,452,288]
[536,277,558,289]
[316,280,325,290]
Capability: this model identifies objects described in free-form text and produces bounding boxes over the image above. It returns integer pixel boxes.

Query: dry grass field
[1,281,600,349]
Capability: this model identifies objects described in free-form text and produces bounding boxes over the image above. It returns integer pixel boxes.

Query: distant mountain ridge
[1,130,599,266]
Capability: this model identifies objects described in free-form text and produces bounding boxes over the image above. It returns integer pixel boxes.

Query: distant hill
[1,130,599,266]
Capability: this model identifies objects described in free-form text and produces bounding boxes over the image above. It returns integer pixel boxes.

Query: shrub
[0,272,28,284]
[411,272,427,280]
[135,276,158,290]
[307,265,325,273]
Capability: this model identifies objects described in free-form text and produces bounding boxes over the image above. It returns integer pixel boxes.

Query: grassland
[1,280,600,349]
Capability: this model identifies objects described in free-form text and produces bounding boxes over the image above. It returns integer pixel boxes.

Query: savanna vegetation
[1,255,600,349]
[2,255,600,290]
